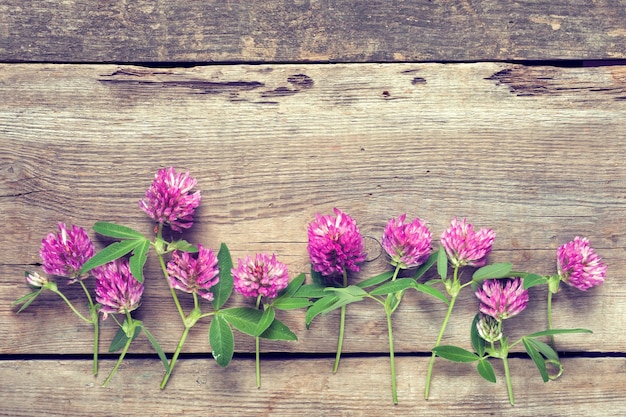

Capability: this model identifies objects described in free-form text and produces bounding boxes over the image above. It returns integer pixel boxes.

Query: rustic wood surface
[1,62,625,414]
[1,1,626,62]
[1,357,625,416]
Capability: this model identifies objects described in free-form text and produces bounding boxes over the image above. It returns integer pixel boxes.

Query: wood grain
[1,1,626,62]
[1,357,624,416]
[1,63,625,357]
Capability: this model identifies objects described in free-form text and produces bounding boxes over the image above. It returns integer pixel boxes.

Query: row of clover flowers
[12,167,607,405]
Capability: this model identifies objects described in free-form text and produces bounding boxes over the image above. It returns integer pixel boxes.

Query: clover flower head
[232,253,289,299]
[440,217,495,268]
[39,222,95,281]
[167,245,220,301]
[475,278,528,321]
[138,167,201,232]
[476,314,503,343]
[25,271,49,288]
[94,259,144,319]
[307,208,366,277]
[382,214,432,269]
[557,236,607,291]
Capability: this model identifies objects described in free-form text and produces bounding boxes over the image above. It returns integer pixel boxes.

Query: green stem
[424,266,460,400]
[160,325,191,389]
[255,295,262,388]
[502,355,515,406]
[103,314,135,388]
[80,281,99,376]
[547,290,557,355]
[157,250,186,322]
[385,307,398,404]
[332,268,349,373]
[424,293,458,399]
[51,288,92,323]
[255,336,261,388]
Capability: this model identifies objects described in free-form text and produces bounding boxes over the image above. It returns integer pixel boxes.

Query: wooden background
[1,1,625,415]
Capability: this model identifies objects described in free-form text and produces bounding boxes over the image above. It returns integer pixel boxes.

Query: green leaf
[526,328,592,338]
[470,314,486,357]
[209,314,234,367]
[432,345,480,363]
[522,273,549,289]
[260,318,298,341]
[305,295,340,327]
[523,337,549,382]
[368,278,416,296]
[477,359,497,383]
[220,307,264,337]
[108,323,142,353]
[167,239,198,253]
[355,271,394,289]
[413,250,440,281]
[414,283,450,305]
[93,221,145,240]
[211,243,234,310]
[526,338,559,363]
[11,290,42,313]
[293,283,327,299]
[277,273,306,298]
[324,285,368,298]
[255,308,276,336]
[272,297,313,311]
[437,247,448,280]
[472,263,513,281]
[80,239,144,275]
[129,239,150,283]
[140,325,170,371]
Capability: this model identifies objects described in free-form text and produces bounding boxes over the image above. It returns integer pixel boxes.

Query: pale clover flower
[307,208,366,277]
[232,253,289,299]
[475,278,529,321]
[382,214,432,269]
[557,236,607,291]
[440,217,496,268]
[94,259,144,319]
[39,222,95,281]
[166,245,220,301]
[476,314,503,343]
[138,167,201,232]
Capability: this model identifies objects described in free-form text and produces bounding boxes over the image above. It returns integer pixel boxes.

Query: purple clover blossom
[138,167,201,232]
[232,253,289,299]
[307,208,366,277]
[440,217,496,268]
[382,214,432,269]
[557,236,607,291]
[39,222,95,281]
[475,278,529,321]
[166,245,220,301]
[94,259,144,319]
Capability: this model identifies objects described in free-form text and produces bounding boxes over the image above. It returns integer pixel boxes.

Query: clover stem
[160,325,191,389]
[502,355,515,406]
[255,295,262,388]
[547,290,557,355]
[424,293,458,399]
[332,268,349,373]
[425,265,460,399]
[103,313,135,387]
[385,306,398,404]
[79,280,99,376]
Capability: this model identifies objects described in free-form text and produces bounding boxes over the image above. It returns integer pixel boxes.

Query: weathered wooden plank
[0,357,624,416]
[1,63,624,356]
[1,1,626,62]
